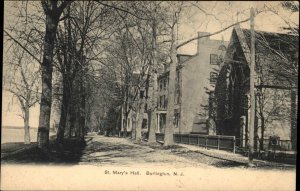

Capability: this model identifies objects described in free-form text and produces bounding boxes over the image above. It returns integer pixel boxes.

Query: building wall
[121,84,152,134]
[215,27,297,149]
[177,37,227,134]
[156,73,169,133]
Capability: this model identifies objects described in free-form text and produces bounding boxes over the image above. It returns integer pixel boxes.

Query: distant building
[120,72,150,137]
[156,32,228,134]
[156,71,169,133]
[215,26,298,150]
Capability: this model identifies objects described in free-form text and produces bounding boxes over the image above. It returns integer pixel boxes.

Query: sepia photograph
[1,1,298,190]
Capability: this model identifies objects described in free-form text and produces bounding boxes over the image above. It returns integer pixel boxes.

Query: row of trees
[4,1,184,148]
[3,1,298,150]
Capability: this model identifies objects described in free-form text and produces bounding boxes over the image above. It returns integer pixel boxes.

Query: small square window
[210,54,218,65]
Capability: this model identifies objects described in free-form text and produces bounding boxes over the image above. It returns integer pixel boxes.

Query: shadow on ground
[79,140,155,164]
[1,138,87,165]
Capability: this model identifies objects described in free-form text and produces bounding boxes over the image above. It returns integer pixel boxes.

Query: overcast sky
[2,1,299,127]
[177,1,299,54]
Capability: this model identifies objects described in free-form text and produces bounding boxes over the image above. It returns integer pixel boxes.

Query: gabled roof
[230,26,298,65]
[223,26,298,87]
[215,27,298,121]
[241,28,298,62]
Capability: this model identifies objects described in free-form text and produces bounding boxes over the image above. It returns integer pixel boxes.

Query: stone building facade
[156,32,228,134]
[215,26,298,150]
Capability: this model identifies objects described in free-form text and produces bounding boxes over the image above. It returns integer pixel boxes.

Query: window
[159,79,163,91]
[174,112,180,128]
[159,95,168,109]
[164,97,168,108]
[159,78,168,91]
[159,95,165,109]
[142,119,148,129]
[210,72,218,84]
[210,54,218,65]
[163,78,167,90]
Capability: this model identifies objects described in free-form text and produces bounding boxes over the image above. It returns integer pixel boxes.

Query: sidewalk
[176,143,296,168]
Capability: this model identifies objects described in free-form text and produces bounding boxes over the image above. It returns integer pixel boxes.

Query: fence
[235,138,294,152]
[156,133,236,153]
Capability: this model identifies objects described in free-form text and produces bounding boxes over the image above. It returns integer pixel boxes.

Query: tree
[3,46,40,144]
[53,1,119,142]
[253,31,298,151]
[256,88,292,151]
[96,4,152,141]
[163,2,184,146]
[37,0,72,149]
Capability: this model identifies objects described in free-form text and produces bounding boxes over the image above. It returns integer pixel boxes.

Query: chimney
[197,32,210,53]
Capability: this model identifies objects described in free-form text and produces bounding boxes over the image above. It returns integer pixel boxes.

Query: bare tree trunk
[56,78,70,143]
[68,112,72,137]
[115,109,121,137]
[24,107,30,144]
[136,96,145,142]
[164,46,176,146]
[131,111,137,139]
[75,103,80,137]
[37,16,59,149]
[79,81,86,140]
[123,109,128,137]
[148,72,157,143]
[69,100,76,137]
[260,117,265,151]
[148,19,158,143]
[37,0,71,150]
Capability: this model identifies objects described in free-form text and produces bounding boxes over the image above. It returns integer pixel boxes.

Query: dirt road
[79,134,213,168]
[1,134,296,190]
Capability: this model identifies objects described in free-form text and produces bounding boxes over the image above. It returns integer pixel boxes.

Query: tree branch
[177,17,251,49]
[4,30,42,65]
[95,1,150,21]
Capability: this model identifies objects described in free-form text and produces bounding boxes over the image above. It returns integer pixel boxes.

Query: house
[214,26,298,150]
[120,72,150,137]
[156,32,228,134]
[156,71,169,133]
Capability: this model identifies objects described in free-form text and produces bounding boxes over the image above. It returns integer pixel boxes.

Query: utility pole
[248,7,256,166]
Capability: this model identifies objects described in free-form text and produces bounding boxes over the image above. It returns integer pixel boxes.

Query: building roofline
[240,27,298,37]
